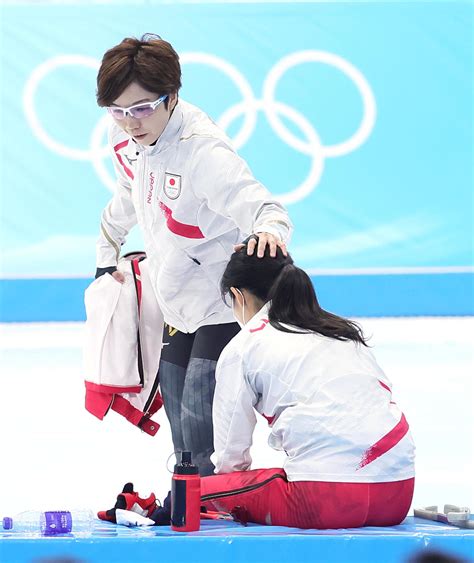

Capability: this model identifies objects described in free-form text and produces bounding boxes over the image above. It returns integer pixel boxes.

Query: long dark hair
[221,242,367,345]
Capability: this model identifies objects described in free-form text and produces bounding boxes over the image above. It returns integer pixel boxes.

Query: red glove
[98,482,158,523]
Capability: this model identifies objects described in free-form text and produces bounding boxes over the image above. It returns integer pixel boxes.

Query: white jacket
[83,258,164,435]
[97,100,293,333]
[211,305,415,483]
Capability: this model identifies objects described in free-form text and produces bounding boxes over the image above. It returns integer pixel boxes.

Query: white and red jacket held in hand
[211,305,415,483]
[83,258,164,436]
[96,100,292,334]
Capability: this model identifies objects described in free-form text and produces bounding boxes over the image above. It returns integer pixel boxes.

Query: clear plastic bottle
[2,509,95,535]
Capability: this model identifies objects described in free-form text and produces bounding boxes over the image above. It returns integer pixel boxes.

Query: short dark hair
[96,33,182,107]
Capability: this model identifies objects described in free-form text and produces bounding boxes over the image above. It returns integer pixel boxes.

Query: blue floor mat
[1,516,473,563]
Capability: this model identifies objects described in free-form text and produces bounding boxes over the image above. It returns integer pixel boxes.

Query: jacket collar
[245,302,270,327]
[137,101,184,155]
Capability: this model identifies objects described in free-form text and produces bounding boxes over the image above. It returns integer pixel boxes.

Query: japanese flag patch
[164,173,181,200]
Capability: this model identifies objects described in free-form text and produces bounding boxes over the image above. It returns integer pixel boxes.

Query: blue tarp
[1,517,473,563]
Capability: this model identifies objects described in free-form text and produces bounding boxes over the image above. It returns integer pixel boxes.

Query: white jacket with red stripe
[211,305,415,483]
[97,100,293,333]
[83,258,164,436]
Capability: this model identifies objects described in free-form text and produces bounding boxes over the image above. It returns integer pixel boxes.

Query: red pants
[201,468,414,529]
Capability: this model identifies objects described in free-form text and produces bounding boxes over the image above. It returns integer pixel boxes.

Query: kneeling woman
[200,242,415,529]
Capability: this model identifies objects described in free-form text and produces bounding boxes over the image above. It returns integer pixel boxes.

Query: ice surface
[0,317,472,516]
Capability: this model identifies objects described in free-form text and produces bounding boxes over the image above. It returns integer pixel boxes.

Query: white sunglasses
[106,95,168,120]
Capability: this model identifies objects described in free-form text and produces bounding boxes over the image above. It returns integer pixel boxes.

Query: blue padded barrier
[1,273,473,322]
[1,517,473,563]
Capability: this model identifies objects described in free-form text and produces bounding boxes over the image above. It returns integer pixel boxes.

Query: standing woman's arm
[192,140,293,251]
[96,126,138,277]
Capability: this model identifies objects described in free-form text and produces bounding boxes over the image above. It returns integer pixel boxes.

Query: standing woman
[94,35,292,476]
[200,243,415,528]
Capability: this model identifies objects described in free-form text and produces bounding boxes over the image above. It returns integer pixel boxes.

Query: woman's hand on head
[234,232,288,258]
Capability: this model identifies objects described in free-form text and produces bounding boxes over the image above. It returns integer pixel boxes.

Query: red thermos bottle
[171,451,201,532]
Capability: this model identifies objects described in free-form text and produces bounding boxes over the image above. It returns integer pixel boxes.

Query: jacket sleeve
[211,343,258,474]
[192,141,293,243]
[96,127,138,268]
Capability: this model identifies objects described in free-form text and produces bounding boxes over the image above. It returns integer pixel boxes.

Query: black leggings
[159,322,240,476]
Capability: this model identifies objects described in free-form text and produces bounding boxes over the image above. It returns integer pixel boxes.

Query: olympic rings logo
[23,51,376,205]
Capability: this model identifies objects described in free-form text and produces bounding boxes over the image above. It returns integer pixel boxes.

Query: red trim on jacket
[158,201,205,239]
[85,380,142,394]
[85,388,114,420]
[262,413,275,426]
[378,380,392,394]
[147,392,164,416]
[114,140,134,180]
[357,413,410,470]
[111,396,160,436]
[250,319,269,333]
[131,259,142,312]
[85,387,161,437]
[379,379,396,405]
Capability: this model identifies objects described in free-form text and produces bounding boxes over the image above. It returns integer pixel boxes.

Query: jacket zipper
[201,473,285,502]
[130,259,145,387]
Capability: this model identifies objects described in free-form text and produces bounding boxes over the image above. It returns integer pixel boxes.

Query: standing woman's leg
[181,323,240,476]
[159,324,195,456]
